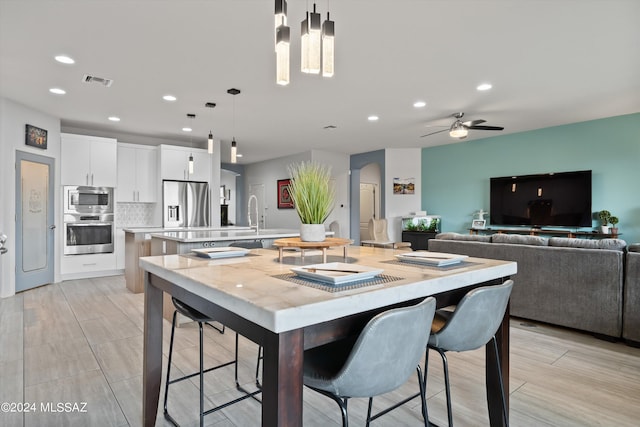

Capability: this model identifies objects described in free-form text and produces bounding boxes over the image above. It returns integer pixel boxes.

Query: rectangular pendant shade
[231,140,237,164]
[322,15,334,77]
[301,7,321,74]
[276,24,290,86]
[208,132,213,154]
[188,154,194,174]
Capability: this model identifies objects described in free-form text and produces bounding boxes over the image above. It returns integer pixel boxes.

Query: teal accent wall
[421,113,640,243]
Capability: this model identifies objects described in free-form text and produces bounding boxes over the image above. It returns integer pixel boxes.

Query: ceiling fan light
[449,121,468,138]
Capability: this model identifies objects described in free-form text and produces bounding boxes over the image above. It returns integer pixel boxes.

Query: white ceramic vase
[601,225,609,234]
[300,224,326,242]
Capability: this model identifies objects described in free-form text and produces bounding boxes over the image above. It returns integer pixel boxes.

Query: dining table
[140,246,517,427]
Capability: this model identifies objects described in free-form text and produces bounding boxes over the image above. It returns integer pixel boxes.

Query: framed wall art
[25,124,48,149]
[277,179,294,209]
[393,177,415,194]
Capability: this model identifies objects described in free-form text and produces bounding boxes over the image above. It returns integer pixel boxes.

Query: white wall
[0,98,62,297]
[384,148,422,241]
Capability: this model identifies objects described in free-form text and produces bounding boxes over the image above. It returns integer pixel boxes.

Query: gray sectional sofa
[624,244,640,345]
[428,232,628,339]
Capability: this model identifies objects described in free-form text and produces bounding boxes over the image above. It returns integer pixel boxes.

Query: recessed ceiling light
[49,88,66,95]
[413,101,427,108]
[368,115,379,122]
[54,55,75,64]
[477,83,492,91]
[108,116,120,122]
[182,127,192,132]
[163,95,177,101]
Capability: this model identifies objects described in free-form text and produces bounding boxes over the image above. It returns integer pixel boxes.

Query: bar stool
[303,297,436,427]
[163,297,261,427]
[426,280,513,427]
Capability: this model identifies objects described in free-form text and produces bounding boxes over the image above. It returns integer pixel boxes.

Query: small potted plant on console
[598,210,611,234]
[609,216,619,236]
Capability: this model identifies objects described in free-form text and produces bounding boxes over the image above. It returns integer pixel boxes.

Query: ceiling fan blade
[467,125,504,131]
[463,119,486,126]
[420,129,448,138]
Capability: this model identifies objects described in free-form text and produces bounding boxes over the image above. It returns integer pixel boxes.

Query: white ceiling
[1,0,639,164]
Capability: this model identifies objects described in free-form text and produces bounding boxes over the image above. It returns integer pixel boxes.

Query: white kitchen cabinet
[160,145,210,182]
[61,253,117,278]
[115,228,125,270]
[117,143,157,202]
[61,133,117,187]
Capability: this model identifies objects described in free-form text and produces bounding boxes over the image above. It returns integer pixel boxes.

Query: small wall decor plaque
[277,179,294,209]
[25,124,48,149]
[393,177,415,194]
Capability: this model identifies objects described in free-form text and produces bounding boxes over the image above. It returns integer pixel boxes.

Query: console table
[469,228,620,239]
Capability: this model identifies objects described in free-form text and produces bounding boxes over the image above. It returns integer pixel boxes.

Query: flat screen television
[490,170,592,227]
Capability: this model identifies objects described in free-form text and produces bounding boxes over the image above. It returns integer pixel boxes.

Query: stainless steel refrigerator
[163,180,210,228]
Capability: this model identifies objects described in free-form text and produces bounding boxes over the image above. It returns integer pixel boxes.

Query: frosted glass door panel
[21,160,49,272]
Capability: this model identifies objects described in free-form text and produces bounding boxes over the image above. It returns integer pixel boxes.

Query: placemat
[273,273,404,293]
[381,259,480,271]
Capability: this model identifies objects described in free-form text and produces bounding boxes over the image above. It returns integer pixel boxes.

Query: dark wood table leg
[261,329,304,426]
[486,305,510,427]
[143,273,164,427]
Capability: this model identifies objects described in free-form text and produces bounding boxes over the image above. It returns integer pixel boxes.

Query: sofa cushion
[548,237,627,251]
[435,232,491,243]
[491,233,549,246]
[628,243,640,253]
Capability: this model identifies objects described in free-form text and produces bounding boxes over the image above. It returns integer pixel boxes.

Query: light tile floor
[1,275,639,426]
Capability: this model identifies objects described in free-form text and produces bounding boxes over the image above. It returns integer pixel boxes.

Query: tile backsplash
[116,203,157,227]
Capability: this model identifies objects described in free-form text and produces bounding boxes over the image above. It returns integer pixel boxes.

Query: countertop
[140,246,517,333]
[149,228,333,243]
[123,226,251,234]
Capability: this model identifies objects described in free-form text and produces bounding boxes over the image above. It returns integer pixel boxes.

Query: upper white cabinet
[160,145,211,182]
[61,133,117,187]
[117,143,157,202]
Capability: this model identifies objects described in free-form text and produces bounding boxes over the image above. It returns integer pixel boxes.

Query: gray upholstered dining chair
[303,296,437,427]
[427,280,513,427]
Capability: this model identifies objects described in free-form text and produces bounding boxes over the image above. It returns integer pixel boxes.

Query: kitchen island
[124,226,252,293]
[140,246,516,427]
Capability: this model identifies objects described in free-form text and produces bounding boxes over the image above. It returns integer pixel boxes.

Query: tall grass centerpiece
[287,161,335,242]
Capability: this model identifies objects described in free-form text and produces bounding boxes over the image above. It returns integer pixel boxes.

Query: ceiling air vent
[82,74,114,87]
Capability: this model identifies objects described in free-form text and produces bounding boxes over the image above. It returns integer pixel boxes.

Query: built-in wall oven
[63,186,114,255]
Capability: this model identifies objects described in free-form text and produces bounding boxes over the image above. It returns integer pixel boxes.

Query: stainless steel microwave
[64,186,114,214]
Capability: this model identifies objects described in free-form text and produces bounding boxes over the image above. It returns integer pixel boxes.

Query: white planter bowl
[300,224,326,242]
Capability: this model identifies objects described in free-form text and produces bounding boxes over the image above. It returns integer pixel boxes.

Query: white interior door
[15,151,55,292]
[248,183,266,229]
[359,183,377,240]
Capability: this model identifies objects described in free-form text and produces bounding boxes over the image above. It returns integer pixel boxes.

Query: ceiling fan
[421,112,504,139]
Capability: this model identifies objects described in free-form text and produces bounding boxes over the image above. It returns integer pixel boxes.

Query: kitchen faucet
[248,194,259,233]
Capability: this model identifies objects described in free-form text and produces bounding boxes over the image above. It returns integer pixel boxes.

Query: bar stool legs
[163,309,261,427]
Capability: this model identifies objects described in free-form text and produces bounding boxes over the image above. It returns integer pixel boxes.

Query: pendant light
[205,102,216,154]
[186,113,195,174]
[321,11,334,77]
[227,88,240,164]
[301,4,321,74]
[274,0,287,49]
[449,120,469,138]
[276,18,290,86]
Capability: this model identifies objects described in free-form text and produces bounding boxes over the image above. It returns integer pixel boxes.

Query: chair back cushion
[368,218,390,241]
[305,297,436,398]
[429,280,513,352]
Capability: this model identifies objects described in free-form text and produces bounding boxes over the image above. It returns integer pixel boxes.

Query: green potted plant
[598,210,611,233]
[609,216,619,235]
[287,161,335,242]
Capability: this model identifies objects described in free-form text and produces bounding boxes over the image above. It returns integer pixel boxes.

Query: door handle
[49,225,56,230]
